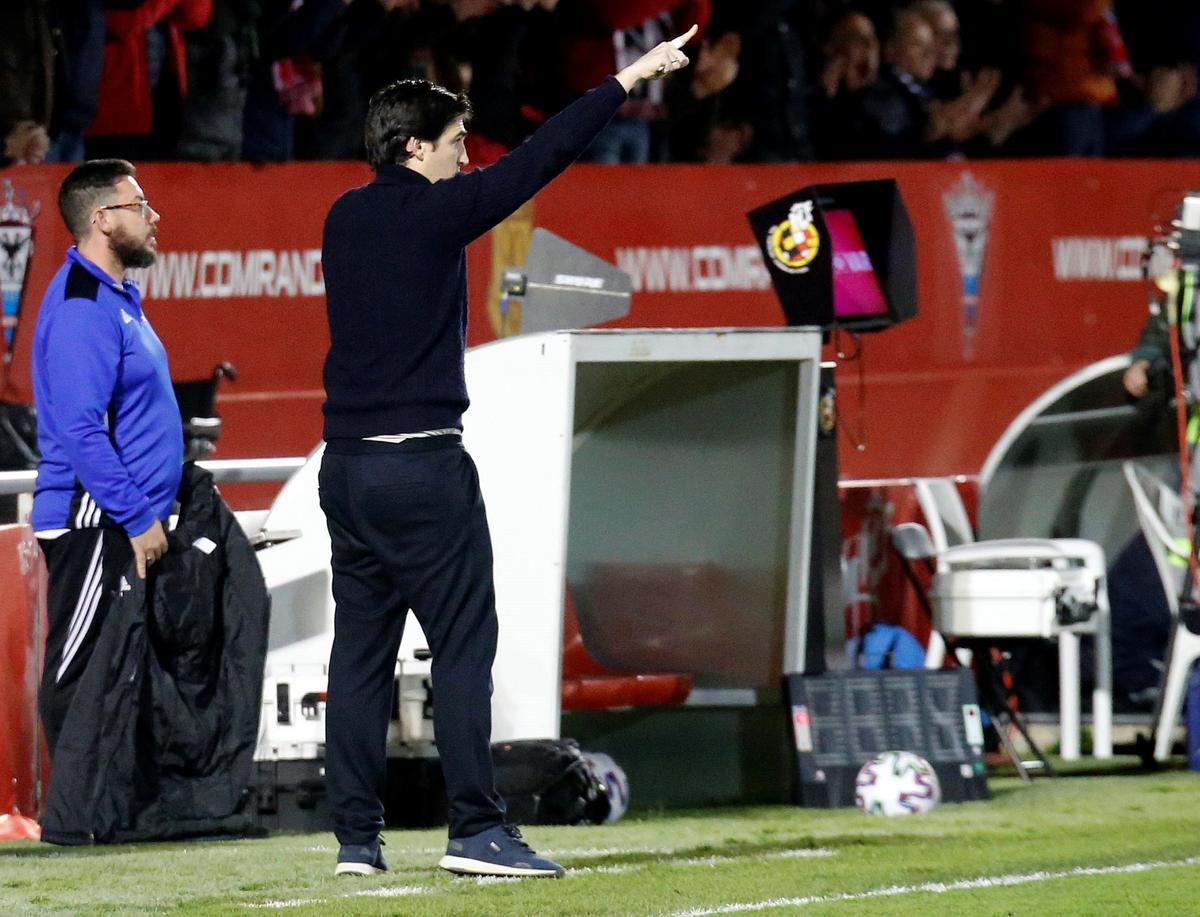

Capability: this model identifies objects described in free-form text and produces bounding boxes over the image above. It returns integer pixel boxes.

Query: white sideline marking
[670,855,1200,915]
[245,885,428,909]
[570,864,636,876]
[353,885,427,897]
[554,845,833,860]
[552,846,683,858]
[245,900,315,909]
[672,850,834,869]
[571,849,835,877]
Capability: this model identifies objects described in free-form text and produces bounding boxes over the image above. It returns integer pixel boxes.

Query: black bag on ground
[492,739,610,825]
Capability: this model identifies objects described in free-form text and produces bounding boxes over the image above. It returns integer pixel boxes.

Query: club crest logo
[943,173,993,359]
[818,386,836,435]
[0,179,40,366]
[766,199,820,274]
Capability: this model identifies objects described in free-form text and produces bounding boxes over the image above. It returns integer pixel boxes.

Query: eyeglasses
[98,200,155,220]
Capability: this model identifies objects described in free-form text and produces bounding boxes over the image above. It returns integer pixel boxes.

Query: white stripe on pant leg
[57,535,105,683]
[87,497,101,527]
[58,533,102,658]
[63,550,105,656]
[58,552,106,681]
[74,494,89,529]
[57,571,104,683]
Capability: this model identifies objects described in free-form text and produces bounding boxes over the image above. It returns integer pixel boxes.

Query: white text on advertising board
[1051,236,1148,281]
[128,249,324,301]
[614,245,771,293]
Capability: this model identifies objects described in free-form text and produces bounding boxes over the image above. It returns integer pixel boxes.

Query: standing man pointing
[319,27,697,879]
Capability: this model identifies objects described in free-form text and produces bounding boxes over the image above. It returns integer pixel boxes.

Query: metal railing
[0,457,307,496]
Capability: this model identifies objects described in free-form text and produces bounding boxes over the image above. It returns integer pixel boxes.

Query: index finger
[670,24,699,49]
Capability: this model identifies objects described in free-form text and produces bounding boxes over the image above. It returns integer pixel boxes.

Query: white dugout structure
[252,328,824,758]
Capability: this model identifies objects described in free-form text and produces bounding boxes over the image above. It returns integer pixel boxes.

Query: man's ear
[90,208,112,238]
[405,136,425,160]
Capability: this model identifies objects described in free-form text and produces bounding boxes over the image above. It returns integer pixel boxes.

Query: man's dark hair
[365,80,472,170]
[58,159,137,240]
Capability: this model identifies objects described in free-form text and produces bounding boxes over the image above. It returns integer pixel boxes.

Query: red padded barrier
[0,524,45,841]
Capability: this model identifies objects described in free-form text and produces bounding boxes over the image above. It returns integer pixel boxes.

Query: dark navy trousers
[318,437,506,843]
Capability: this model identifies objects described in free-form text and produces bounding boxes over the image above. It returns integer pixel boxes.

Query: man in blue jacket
[319,27,697,879]
[31,159,179,755]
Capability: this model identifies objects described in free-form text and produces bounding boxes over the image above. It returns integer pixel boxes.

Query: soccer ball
[854,750,941,816]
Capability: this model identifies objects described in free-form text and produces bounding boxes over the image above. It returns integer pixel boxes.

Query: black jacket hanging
[41,464,270,845]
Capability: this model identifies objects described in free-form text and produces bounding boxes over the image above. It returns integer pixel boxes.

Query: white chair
[891,520,1050,778]
[1122,461,1200,762]
[913,477,1113,761]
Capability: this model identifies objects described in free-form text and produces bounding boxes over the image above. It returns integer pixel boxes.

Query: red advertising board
[0,159,1187,490]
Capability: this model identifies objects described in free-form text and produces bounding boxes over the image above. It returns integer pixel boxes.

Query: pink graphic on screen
[824,209,888,318]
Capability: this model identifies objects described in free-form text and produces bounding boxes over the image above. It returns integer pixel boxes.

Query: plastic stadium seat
[912,477,1113,760]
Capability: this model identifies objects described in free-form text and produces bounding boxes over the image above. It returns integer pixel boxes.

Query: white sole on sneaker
[334,861,386,877]
[438,855,563,878]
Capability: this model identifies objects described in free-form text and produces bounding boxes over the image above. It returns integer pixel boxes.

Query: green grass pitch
[2,762,1198,915]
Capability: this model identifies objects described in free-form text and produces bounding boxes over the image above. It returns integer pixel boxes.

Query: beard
[111,226,156,269]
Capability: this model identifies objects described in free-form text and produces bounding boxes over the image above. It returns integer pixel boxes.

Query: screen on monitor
[825,209,889,320]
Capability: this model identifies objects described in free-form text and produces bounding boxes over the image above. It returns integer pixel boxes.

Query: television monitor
[746,179,917,333]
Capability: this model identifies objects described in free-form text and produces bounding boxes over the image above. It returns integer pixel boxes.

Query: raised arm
[433,24,700,245]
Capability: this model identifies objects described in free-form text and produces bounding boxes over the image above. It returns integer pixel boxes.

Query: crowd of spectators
[5,0,1200,168]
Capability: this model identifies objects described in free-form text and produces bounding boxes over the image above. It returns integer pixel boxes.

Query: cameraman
[1123,239,1185,400]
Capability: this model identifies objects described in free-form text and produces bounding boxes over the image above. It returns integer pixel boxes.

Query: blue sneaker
[439,825,564,878]
[334,837,388,877]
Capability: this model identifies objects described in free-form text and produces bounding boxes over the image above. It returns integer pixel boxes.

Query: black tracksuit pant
[38,528,133,757]
[318,436,506,844]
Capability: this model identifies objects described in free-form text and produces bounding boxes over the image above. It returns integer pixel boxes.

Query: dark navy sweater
[321,76,627,440]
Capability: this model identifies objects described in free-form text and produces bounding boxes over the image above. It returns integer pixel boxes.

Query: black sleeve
[428,76,627,247]
[1131,311,1170,364]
